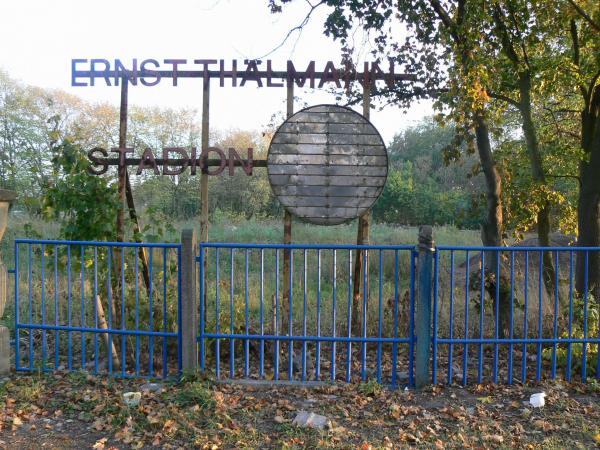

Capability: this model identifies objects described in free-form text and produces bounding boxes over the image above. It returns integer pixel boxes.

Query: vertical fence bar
[107,247,114,374]
[346,250,353,383]
[301,250,307,382]
[522,252,529,383]
[331,249,337,381]
[93,247,99,374]
[582,251,589,382]
[14,243,20,371]
[567,251,574,381]
[447,251,455,384]
[215,248,220,378]
[274,249,280,381]
[81,246,86,370]
[177,246,183,376]
[121,248,126,377]
[67,245,72,371]
[361,249,367,381]
[376,250,383,383]
[508,251,515,384]
[409,250,416,387]
[148,248,154,377]
[28,244,33,369]
[315,249,322,380]
[41,244,47,368]
[391,250,399,387]
[54,247,59,369]
[288,250,294,381]
[259,249,264,378]
[432,250,439,384]
[536,250,544,381]
[134,249,140,375]
[162,248,167,378]
[244,249,250,377]
[551,251,559,379]
[463,250,470,386]
[493,251,500,383]
[229,249,235,379]
[415,226,434,388]
[477,251,484,384]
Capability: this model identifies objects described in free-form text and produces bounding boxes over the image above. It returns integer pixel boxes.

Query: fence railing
[198,242,417,387]
[434,246,600,385]
[14,239,182,378]
[9,231,600,387]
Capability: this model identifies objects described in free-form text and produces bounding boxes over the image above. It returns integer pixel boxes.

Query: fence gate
[13,239,182,378]
[198,243,417,387]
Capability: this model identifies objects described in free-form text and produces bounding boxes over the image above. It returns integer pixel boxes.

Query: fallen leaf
[92,438,108,450]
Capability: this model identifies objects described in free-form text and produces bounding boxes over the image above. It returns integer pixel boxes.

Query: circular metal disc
[268,104,388,226]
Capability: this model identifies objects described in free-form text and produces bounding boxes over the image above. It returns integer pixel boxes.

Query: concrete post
[415,225,434,388]
[0,189,17,374]
[181,229,198,372]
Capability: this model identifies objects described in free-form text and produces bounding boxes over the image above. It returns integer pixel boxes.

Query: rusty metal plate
[268,104,388,225]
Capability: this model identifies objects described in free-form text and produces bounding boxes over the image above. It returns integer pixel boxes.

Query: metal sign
[267,104,387,226]
[87,147,255,176]
[71,59,415,88]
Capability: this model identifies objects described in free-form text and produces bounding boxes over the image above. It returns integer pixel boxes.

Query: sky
[0,0,432,145]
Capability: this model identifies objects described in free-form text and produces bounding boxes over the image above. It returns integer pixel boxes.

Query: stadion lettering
[71,58,414,88]
[88,147,253,176]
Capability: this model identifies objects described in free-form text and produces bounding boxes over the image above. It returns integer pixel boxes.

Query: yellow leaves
[593,433,600,444]
[92,437,108,449]
[477,396,494,404]
[11,416,22,429]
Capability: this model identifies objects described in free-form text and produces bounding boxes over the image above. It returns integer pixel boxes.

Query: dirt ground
[0,371,599,449]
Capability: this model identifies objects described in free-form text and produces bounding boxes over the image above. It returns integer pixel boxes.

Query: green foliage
[543,297,599,377]
[372,119,485,228]
[42,140,119,241]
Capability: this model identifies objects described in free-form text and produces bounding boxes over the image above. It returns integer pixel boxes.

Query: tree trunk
[518,71,555,297]
[576,98,600,299]
[474,116,510,337]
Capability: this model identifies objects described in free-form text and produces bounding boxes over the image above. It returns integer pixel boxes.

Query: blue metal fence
[11,237,600,387]
[198,243,416,387]
[433,246,600,385]
[14,239,182,378]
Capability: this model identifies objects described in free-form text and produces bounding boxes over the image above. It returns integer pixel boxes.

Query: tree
[269,0,508,331]
[42,140,119,241]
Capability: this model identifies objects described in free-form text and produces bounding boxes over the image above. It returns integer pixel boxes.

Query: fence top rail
[437,245,600,252]
[199,242,416,251]
[15,238,181,249]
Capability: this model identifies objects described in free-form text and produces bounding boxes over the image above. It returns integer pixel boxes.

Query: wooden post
[282,80,294,334]
[114,77,128,328]
[351,82,372,335]
[181,229,198,371]
[200,78,210,244]
[125,173,152,295]
[200,77,210,321]
[116,78,128,243]
[415,225,434,388]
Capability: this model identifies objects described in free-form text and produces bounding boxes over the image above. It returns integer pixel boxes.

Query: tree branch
[492,4,521,65]
[489,91,520,108]
[258,0,325,59]
[567,0,600,33]
[429,0,459,42]
[570,19,589,99]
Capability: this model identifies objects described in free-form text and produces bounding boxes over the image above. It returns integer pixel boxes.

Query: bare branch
[257,1,326,59]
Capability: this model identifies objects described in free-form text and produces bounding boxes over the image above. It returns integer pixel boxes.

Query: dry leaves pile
[0,371,598,449]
